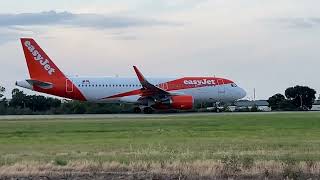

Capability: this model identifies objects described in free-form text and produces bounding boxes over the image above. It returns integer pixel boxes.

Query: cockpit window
[231,83,237,87]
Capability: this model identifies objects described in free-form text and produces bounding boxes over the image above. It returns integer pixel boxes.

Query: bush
[54,158,68,166]
[250,105,259,112]
[5,107,33,115]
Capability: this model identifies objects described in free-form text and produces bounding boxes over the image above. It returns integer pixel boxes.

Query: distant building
[228,98,320,112]
[234,100,271,112]
[312,99,320,111]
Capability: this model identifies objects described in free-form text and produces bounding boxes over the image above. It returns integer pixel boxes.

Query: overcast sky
[1,0,320,100]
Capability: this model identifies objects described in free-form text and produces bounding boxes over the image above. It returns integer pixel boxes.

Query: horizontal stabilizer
[26,79,53,89]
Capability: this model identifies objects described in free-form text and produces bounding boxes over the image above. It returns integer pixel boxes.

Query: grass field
[0,112,320,178]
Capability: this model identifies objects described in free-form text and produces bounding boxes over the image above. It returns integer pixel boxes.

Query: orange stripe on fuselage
[102,77,233,99]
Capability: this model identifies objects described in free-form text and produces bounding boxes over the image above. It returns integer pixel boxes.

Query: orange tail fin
[20,38,66,81]
[19,38,86,101]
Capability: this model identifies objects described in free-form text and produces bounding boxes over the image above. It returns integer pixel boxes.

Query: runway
[0,112,221,120]
[0,111,316,120]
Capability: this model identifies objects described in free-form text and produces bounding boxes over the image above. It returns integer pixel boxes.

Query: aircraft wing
[133,66,170,97]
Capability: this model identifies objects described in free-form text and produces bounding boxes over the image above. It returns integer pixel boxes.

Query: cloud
[264,18,320,29]
[135,0,208,14]
[0,10,177,29]
[0,10,180,45]
[0,28,35,45]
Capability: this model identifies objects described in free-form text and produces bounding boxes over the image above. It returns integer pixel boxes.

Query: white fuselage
[68,76,246,104]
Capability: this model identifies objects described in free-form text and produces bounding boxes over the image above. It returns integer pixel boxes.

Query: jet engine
[157,95,194,110]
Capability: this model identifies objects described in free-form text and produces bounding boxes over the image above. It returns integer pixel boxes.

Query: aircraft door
[66,79,74,93]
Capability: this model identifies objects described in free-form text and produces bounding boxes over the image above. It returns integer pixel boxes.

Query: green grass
[0,112,320,165]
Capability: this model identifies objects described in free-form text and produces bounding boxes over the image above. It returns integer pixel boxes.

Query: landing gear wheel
[133,107,142,113]
[143,107,154,114]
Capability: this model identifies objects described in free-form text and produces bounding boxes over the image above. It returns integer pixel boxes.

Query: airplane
[16,38,246,113]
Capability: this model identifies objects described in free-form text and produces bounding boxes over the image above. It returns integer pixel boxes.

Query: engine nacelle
[159,95,194,110]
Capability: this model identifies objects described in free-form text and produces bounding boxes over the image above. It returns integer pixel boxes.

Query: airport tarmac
[0,111,316,120]
[0,112,225,120]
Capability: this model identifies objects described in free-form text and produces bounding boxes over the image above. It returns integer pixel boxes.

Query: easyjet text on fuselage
[183,79,216,86]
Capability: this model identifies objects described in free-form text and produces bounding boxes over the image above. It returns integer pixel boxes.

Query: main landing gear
[133,107,154,114]
[143,107,154,114]
[133,107,142,113]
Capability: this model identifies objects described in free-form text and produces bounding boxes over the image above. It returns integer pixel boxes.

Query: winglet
[133,66,169,95]
[133,66,154,89]
[133,66,146,83]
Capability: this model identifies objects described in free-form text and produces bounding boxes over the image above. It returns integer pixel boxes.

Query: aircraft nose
[238,87,246,99]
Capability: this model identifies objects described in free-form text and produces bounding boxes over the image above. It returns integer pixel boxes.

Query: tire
[143,107,154,114]
[133,107,142,113]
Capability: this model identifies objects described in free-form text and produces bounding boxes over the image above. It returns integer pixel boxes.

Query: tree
[11,92,62,112]
[0,86,7,115]
[285,86,316,110]
[268,93,286,110]
[0,86,5,99]
[9,88,27,108]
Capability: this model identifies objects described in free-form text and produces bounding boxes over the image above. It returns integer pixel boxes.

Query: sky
[1,0,320,100]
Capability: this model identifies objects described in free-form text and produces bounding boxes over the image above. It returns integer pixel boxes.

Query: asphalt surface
[0,112,225,120]
[0,111,317,120]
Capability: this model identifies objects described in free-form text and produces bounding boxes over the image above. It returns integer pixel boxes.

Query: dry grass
[1,113,320,179]
[0,160,320,178]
